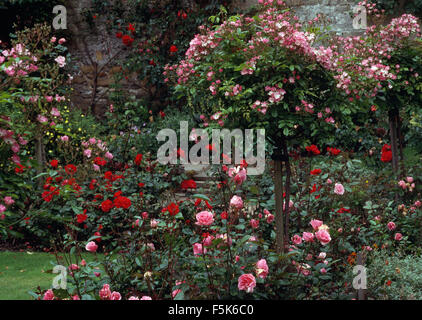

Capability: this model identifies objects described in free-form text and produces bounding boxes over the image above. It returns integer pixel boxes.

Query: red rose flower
[381,144,392,163]
[305,145,320,155]
[113,196,132,209]
[134,154,143,166]
[122,35,134,46]
[167,202,179,216]
[50,160,58,168]
[65,164,77,175]
[94,157,107,166]
[181,179,197,190]
[116,32,123,38]
[310,169,322,175]
[327,147,341,156]
[77,213,88,223]
[101,199,114,213]
[170,45,178,53]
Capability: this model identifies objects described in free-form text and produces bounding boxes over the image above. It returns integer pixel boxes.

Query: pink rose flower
[387,221,396,231]
[4,196,14,206]
[266,214,274,223]
[193,243,206,256]
[43,289,55,300]
[110,291,121,300]
[320,268,327,274]
[302,232,314,242]
[315,229,332,246]
[394,233,403,241]
[129,296,139,300]
[255,259,269,279]
[195,211,214,226]
[250,219,259,229]
[292,234,302,245]
[150,219,159,228]
[238,274,256,293]
[172,289,181,299]
[310,219,323,231]
[85,241,98,252]
[334,183,345,195]
[99,284,111,300]
[141,296,152,300]
[230,195,243,209]
[61,135,69,142]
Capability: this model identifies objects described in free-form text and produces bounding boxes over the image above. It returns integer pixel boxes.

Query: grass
[0,251,101,300]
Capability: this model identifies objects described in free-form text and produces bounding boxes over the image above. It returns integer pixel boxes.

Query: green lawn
[0,251,101,300]
[0,251,58,300]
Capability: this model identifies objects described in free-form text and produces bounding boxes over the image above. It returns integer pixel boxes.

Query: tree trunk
[388,109,399,176]
[274,159,285,254]
[282,140,291,240]
[35,134,45,186]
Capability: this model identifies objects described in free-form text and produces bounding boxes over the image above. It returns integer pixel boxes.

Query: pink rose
[110,291,121,300]
[310,219,323,231]
[318,252,326,259]
[407,176,414,183]
[320,268,327,274]
[193,243,206,256]
[250,219,259,229]
[387,222,396,231]
[266,214,274,223]
[255,259,269,279]
[43,289,55,300]
[99,284,111,300]
[72,295,80,300]
[58,38,66,44]
[302,232,314,242]
[4,196,14,206]
[150,219,158,228]
[238,274,256,293]
[230,195,243,209]
[233,168,247,185]
[105,151,113,160]
[61,135,69,142]
[334,183,345,195]
[195,211,214,226]
[85,241,98,252]
[129,296,139,300]
[141,296,152,300]
[394,233,403,241]
[172,289,181,299]
[315,229,332,246]
[292,234,302,245]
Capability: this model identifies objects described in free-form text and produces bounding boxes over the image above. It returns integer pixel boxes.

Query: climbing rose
[85,241,98,252]
[238,274,256,293]
[255,259,269,279]
[195,211,214,226]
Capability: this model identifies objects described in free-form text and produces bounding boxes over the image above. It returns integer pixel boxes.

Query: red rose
[127,23,135,34]
[167,202,179,216]
[94,157,107,166]
[76,213,88,223]
[101,199,114,213]
[15,164,25,173]
[381,144,392,162]
[181,179,197,190]
[305,145,320,155]
[65,164,77,175]
[310,169,322,175]
[134,154,143,166]
[113,196,131,209]
[50,160,58,168]
[327,147,341,156]
[122,35,134,46]
[116,32,123,38]
[170,45,178,53]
